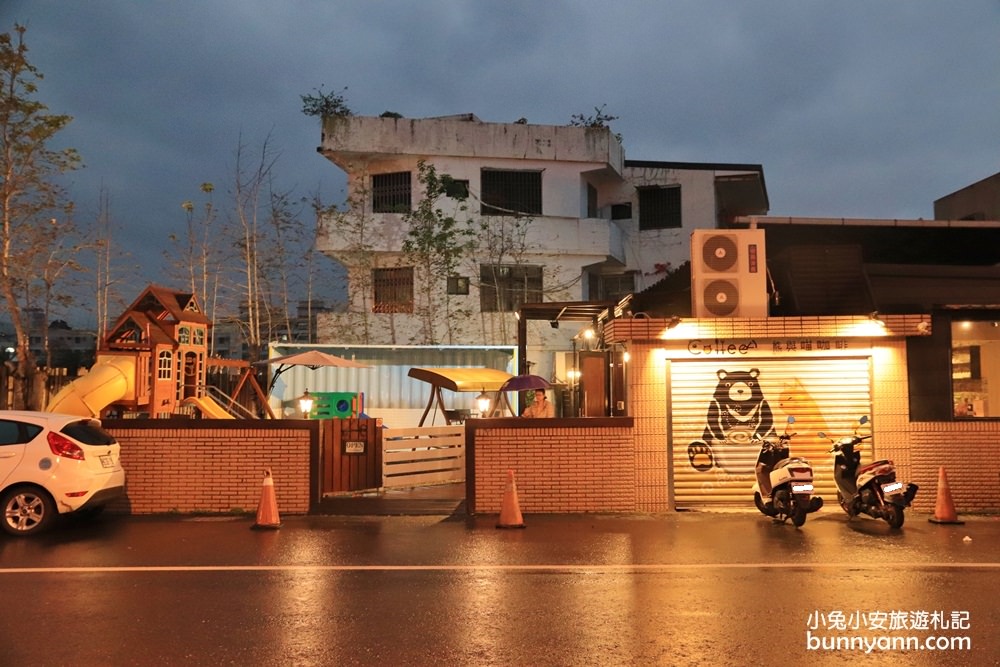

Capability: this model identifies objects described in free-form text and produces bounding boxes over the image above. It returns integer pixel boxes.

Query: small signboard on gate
[344,440,365,454]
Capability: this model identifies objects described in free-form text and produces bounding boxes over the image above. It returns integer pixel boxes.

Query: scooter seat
[857,459,892,475]
[773,457,810,470]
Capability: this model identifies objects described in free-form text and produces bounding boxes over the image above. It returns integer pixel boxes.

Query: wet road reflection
[2,511,997,665]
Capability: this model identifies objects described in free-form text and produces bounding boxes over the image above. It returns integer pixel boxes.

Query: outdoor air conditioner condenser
[690,229,768,318]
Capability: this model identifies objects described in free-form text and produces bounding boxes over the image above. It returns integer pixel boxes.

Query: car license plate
[100,454,114,468]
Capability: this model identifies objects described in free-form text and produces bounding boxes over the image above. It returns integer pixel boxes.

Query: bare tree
[210,132,318,359]
[263,182,309,343]
[227,132,280,361]
[0,24,82,408]
[34,216,86,369]
[92,185,134,345]
[173,182,224,353]
[314,183,379,344]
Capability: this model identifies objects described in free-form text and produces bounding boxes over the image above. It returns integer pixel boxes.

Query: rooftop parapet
[318,114,624,176]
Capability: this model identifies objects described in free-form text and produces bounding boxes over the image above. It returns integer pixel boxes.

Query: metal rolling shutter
[671,357,871,507]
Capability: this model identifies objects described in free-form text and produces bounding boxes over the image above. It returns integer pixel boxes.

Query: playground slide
[45,356,136,417]
[181,395,235,419]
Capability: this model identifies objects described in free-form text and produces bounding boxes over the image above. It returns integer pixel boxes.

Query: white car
[0,411,126,536]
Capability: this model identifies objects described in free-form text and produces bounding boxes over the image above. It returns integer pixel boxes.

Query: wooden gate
[322,418,383,493]
[320,419,465,495]
[382,424,465,489]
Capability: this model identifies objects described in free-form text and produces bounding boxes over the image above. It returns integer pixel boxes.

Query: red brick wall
[469,419,635,513]
[102,416,998,517]
[105,420,316,515]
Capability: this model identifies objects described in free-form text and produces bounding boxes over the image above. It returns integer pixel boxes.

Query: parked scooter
[752,416,823,526]
[820,416,918,529]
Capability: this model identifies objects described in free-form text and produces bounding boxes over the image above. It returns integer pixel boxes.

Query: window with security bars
[372,267,414,313]
[589,272,635,303]
[637,185,682,230]
[371,171,412,213]
[480,169,542,216]
[480,264,543,312]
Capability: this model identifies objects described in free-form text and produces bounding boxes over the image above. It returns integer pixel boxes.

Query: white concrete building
[314,113,768,381]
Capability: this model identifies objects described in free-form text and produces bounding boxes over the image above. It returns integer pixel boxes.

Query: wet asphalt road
[2,509,998,666]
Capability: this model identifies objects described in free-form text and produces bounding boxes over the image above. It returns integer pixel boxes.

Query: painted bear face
[714,368,763,416]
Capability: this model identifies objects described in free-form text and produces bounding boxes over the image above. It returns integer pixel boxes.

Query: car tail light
[48,431,85,460]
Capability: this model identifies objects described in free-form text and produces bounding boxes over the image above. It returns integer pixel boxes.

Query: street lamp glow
[475,390,492,416]
[298,389,314,419]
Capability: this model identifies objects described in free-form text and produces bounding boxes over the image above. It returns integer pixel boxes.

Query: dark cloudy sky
[4,1,999,322]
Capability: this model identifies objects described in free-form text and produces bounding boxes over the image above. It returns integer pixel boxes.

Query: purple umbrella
[499,374,551,392]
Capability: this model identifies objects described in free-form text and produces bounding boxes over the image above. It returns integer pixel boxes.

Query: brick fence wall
[468,418,635,513]
[98,416,997,517]
[104,420,317,515]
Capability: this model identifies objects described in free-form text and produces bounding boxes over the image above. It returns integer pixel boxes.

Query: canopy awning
[407,367,513,392]
[407,367,515,425]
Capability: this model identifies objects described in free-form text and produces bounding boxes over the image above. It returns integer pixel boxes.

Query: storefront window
[952,318,999,418]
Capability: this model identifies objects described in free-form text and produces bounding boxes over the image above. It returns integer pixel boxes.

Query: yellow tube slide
[46,356,136,417]
[181,395,235,419]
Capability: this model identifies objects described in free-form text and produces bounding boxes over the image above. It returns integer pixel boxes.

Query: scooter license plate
[791,483,813,493]
[882,481,903,494]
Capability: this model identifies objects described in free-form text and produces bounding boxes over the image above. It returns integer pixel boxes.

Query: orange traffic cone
[496,469,526,529]
[251,469,282,530]
[928,466,964,525]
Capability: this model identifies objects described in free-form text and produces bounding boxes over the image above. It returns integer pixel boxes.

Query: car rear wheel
[1,486,57,537]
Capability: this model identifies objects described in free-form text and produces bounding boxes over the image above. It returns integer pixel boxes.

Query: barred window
[638,185,682,230]
[373,267,414,313]
[480,264,543,312]
[372,171,412,213]
[589,272,635,302]
[157,350,172,380]
[481,169,542,216]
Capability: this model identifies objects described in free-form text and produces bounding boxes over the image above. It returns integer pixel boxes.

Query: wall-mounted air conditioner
[690,229,767,318]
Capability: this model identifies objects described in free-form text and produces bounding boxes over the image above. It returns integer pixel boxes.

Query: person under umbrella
[522,388,554,418]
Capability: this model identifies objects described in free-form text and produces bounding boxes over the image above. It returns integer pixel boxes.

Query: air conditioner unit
[691,229,767,317]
